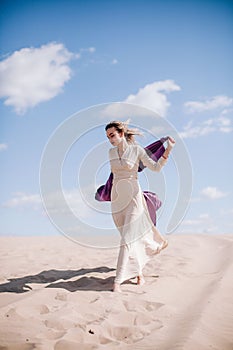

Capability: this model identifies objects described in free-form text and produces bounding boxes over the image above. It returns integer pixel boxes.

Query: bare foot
[137,275,145,285]
[113,283,122,292]
[158,240,168,253]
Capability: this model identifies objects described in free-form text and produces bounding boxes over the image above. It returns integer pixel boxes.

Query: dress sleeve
[108,148,112,160]
[108,148,116,172]
[108,148,115,160]
[138,145,167,172]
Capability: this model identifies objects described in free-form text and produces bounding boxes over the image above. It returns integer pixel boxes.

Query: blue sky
[0,0,233,238]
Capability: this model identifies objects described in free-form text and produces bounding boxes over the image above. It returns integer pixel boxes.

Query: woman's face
[106,127,123,146]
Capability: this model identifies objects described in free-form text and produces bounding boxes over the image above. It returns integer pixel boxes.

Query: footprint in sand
[0,343,37,350]
[98,335,119,345]
[43,318,77,332]
[144,300,164,312]
[55,292,68,301]
[123,299,164,313]
[133,312,154,326]
[44,319,65,331]
[4,308,24,321]
[38,304,50,314]
[10,304,50,318]
[107,325,149,344]
[42,328,66,340]
[54,340,98,350]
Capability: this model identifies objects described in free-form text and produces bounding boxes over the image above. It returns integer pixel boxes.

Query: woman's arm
[138,137,175,172]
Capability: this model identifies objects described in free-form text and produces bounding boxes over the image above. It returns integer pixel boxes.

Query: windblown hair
[105,120,143,144]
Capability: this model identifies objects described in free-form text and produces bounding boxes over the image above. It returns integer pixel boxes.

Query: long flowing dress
[109,142,167,284]
[95,138,167,225]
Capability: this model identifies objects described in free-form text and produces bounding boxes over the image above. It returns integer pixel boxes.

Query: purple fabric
[95,137,168,225]
[143,191,162,226]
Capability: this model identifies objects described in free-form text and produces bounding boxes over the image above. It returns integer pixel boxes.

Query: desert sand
[0,233,232,350]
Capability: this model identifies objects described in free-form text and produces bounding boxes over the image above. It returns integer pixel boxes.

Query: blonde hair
[105,120,143,144]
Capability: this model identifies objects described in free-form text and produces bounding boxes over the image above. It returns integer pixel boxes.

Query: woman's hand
[168,136,175,144]
[162,136,175,159]
[167,136,175,152]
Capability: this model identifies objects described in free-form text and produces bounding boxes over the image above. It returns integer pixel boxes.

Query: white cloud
[46,189,90,218]
[102,102,156,120]
[189,197,201,203]
[0,143,8,151]
[102,80,181,119]
[3,189,91,219]
[179,213,218,233]
[88,47,96,53]
[220,208,233,216]
[111,58,118,65]
[217,116,233,133]
[0,42,75,114]
[184,95,233,113]
[182,218,202,226]
[179,121,215,139]
[199,213,211,220]
[3,192,42,209]
[181,95,233,138]
[218,116,231,126]
[125,80,181,117]
[80,47,96,53]
[182,213,210,226]
[179,116,233,139]
[221,108,233,116]
[201,186,228,200]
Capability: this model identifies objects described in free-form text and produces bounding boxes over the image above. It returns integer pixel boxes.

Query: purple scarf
[95,137,168,225]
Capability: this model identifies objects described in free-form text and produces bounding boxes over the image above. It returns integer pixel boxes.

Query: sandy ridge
[0,234,232,349]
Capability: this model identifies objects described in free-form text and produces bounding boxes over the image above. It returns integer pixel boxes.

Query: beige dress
[109,142,167,284]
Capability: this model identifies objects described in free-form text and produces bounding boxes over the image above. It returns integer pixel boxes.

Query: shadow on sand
[0,267,118,293]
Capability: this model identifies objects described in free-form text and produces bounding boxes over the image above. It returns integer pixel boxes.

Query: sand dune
[0,234,232,349]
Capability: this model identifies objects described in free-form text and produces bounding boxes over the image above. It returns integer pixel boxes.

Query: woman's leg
[113,244,130,292]
[137,275,145,285]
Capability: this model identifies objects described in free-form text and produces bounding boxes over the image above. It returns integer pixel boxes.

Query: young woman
[105,121,175,292]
